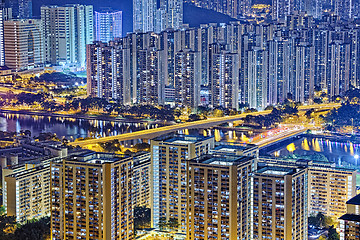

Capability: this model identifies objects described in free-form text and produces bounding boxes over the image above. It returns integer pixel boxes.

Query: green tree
[13,217,50,240]
[167,218,179,232]
[158,217,167,231]
[134,206,151,230]
[328,225,339,240]
[305,108,315,119]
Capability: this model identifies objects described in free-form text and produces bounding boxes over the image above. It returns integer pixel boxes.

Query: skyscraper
[4,19,43,71]
[247,47,268,110]
[252,165,308,239]
[51,152,134,240]
[95,9,122,42]
[209,43,239,109]
[0,7,11,66]
[174,49,201,108]
[157,0,183,31]
[86,41,132,104]
[5,0,32,19]
[150,134,214,232]
[133,0,156,32]
[41,5,94,68]
[133,0,183,33]
[187,154,255,239]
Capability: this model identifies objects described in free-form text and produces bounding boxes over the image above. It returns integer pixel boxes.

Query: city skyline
[1,0,360,239]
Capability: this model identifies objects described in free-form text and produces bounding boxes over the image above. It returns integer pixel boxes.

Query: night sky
[33,0,272,36]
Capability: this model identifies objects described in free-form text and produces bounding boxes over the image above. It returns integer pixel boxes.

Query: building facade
[339,194,360,240]
[4,162,51,223]
[51,152,134,240]
[150,134,214,232]
[252,165,308,239]
[4,19,43,72]
[95,9,122,42]
[187,154,255,239]
[41,5,93,68]
[133,0,183,33]
[133,152,151,207]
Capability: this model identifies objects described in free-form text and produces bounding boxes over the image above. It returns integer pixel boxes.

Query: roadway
[256,127,309,148]
[68,103,340,148]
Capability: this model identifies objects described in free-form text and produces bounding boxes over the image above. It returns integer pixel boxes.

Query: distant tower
[41,5,94,68]
[95,9,122,42]
[5,0,32,19]
[0,6,11,66]
[4,19,44,71]
[272,0,295,21]
[133,0,183,33]
[133,0,156,32]
[157,0,183,31]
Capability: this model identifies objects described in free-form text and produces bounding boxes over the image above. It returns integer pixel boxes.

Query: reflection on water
[271,137,360,168]
[0,113,164,141]
[1,113,358,169]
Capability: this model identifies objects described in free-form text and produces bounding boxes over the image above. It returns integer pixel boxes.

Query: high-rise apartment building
[272,0,294,21]
[5,0,31,19]
[1,142,68,223]
[174,50,201,108]
[41,5,94,68]
[136,48,160,105]
[252,165,308,239]
[326,41,351,98]
[0,7,11,66]
[86,41,132,104]
[133,0,156,32]
[133,0,183,33]
[308,164,356,219]
[187,154,255,239]
[247,47,268,110]
[4,162,51,223]
[133,153,151,207]
[258,157,357,219]
[51,152,134,240]
[184,0,251,18]
[339,194,360,240]
[150,134,214,232]
[4,19,43,72]
[156,0,183,32]
[95,9,122,42]
[209,43,239,109]
[87,18,360,110]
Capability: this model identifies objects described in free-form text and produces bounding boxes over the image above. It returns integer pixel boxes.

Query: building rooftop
[67,151,130,165]
[347,194,360,205]
[256,166,299,176]
[213,143,258,152]
[190,154,253,166]
[339,214,360,222]
[154,134,213,145]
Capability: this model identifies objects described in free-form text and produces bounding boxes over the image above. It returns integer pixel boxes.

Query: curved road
[69,103,340,148]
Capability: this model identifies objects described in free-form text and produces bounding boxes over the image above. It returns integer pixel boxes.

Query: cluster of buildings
[1,134,359,239]
[133,0,183,33]
[186,0,359,21]
[0,1,122,72]
[87,13,360,110]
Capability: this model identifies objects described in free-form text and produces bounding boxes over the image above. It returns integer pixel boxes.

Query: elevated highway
[69,103,339,148]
